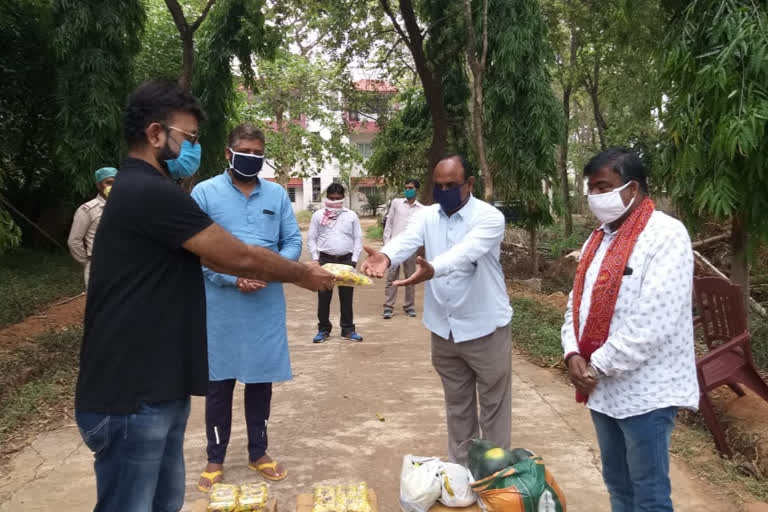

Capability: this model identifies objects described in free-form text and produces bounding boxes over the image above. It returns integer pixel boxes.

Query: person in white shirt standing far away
[382,178,424,319]
[362,154,513,465]
[561,148,699,512]
[307,182,364,343]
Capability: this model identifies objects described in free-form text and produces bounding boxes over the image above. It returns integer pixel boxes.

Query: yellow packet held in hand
[322,263,373,286]
[208,483,239,512]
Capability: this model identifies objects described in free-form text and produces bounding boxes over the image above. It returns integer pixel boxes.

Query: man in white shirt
[362,155,513,464]
[307,183,364,343]
[382,179,424,319]
[67,167,117,288]
[561,148,698,512]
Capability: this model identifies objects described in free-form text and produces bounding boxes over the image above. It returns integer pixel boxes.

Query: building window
[358,186,377,197]
[312,177,321,202]
[356,143,373,160]
[288,188,296,203]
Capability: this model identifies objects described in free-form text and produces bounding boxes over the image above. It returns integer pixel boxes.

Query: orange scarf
[572,197,655,403]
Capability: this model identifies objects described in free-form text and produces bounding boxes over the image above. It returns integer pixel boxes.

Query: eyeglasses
[166,125,200,145]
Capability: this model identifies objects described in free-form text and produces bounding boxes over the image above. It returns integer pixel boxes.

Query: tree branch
[379,0,412,50]
[164,0,189,34]
[191,0,217,33]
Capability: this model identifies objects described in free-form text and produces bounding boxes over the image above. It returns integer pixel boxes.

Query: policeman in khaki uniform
[67,167,117,288]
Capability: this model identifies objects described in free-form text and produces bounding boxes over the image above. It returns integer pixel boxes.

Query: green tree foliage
[52,0,145,198]
[132,0,184,84]
[660,0,768,295]
[0,0,57,249]
[237,50,359,182]
[193,0,278,178]
[483,0,562,272]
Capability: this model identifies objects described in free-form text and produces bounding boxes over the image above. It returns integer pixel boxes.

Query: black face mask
[433,184,465,213]
[229,148,264,182]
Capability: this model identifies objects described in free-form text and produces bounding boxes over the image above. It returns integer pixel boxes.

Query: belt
[319,252,352,262]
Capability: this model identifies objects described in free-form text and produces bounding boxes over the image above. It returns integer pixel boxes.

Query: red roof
[354,80,398,93]
[264,178,303,188]
[352,177,385,186]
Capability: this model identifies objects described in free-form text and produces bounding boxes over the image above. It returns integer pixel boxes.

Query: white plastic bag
[399,455,443,512]
[439,462,476,507]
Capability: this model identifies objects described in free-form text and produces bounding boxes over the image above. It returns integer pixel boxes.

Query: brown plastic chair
[693,276,768,457]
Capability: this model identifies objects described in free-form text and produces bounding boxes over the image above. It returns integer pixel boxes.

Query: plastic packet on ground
[313,485,336,512]
[322,263,373,286]
[208,483,239,512]
[236,482,269,511]
[399,455,443,512]
[439,462,476,507]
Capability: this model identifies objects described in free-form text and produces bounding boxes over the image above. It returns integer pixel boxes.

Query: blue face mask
[165,139,201,178]
[433,185,464,213]
[404,189,417,199]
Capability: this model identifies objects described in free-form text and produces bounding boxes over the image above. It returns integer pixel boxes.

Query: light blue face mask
[165,139,202,178]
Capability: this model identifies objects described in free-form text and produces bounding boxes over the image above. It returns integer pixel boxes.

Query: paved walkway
[0,246,730,511]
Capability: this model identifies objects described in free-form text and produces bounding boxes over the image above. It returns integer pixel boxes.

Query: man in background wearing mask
[560,148,697,511]
[191,124,301,491]
[307,182,364,343]
[75,80,334,512]
[382,178,423,319]
[361,155,513,464]
[67,167,117,288]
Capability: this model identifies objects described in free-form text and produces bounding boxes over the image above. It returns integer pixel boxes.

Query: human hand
[567,355,598,396]
[393,256,434,286]
[296,262,336,291]
[360,246,390,278]
[237,278,267,293]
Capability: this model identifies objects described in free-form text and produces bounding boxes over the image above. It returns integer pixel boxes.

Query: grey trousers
[383,255,417,310]
[431,324,512,465]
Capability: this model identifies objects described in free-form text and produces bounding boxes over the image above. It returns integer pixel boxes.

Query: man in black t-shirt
[75,79,334,512]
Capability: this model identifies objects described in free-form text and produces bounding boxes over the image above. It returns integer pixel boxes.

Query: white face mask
[587,181,636,224]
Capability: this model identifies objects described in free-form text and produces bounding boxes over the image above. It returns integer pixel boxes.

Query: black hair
[123,79,207,149]
[583,148,649,193]
[437,154,475,181]
[228,123,265,147]
[405,179,420,189]
[326,182,345,196]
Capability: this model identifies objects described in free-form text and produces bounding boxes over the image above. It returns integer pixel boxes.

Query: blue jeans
[591,407,677,512]
[76,399,191,512]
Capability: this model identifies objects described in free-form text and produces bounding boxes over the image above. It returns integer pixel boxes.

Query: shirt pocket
[616,274,642,313]
[250,207,280,244]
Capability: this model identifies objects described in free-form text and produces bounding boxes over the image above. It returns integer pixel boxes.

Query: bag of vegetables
[399,455,443,512]
[468,440,566,512]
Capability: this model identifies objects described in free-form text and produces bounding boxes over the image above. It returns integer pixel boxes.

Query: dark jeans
[317,252,355,335]
[206,379,272,464]
[76,398,190,512]
[591,407,678,512]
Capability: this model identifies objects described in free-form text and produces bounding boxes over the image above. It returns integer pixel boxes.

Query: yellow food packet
[322,263,373,286]
[208,483,239,512]
[312,485,336,512]
[236,482,268,511]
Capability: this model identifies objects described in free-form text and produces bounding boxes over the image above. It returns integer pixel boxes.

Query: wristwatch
[587,363,603,380]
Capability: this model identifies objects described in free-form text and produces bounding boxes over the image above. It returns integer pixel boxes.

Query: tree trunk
[180,31,194,90]
[380,0,450,204]
[730,215,750,308]
[529,224,538,275]
[586,54,607,150]
[559,83,573,236]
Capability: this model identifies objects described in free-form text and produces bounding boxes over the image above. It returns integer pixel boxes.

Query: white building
[257,79,397,215]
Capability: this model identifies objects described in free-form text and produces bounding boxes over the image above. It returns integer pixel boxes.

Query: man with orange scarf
[561,148,698,512]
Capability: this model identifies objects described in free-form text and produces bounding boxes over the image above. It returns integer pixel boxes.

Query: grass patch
[0,327,81,446]
[509,297,564,365]
[0,248,83,328]
[296,210,313,223]
[366,225,383,240]
[672,410,768,503]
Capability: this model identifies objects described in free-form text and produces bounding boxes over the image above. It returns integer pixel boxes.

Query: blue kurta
[191,172,302,383]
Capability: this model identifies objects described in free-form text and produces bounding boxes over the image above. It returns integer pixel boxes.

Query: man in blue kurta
[191,124,301,491]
